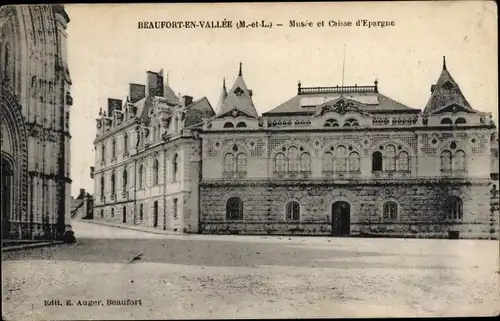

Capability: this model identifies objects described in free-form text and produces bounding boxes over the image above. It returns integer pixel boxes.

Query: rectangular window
[173,198,178,220]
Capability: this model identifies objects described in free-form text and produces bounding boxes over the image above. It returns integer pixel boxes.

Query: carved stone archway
[0,86,29,238]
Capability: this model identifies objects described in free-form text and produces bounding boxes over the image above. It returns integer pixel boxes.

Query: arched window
[153,158,159,185]
[112,139,116,158]
[226,197,243,220]
[335,145,347,172]
[344,118,360,127]
[100,210,104,218]
[138,164,144,189]
[385,144,396,171]
[111,208,115,218]
[111,172,116,195]
[397,151,410,172]
[236,122,247,128]
[274,152,286,173]
[100,176,105,197]
[288,147,299,172]
[224,153,235,173]
[445,197,463,220]
[122,169,128,190]
[440,150,452,172]
[300,153,311,172]
[372,151,383,171]
[323,151,334,172]
[455,118,466,125]
[223,122,234,128]
[324,119,339,127]
[122,206,127,223]
[172,154,179,181]
[286,201,300,221]
[123,133,128,154]
[139,203,144,221]
[101,144,105,161]
[348,152,360,172]
[441,118,453,125]
[383,201,398,220]
[454,150,466,171]
[236,153,247,172]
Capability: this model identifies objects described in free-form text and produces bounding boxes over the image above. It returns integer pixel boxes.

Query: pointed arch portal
[1,86,29,239]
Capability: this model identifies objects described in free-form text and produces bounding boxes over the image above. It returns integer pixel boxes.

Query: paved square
[2,221,499,320]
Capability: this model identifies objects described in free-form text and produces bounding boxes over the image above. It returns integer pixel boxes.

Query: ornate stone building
[93,60,499,239]
[1,5,73,240]
[92,70,214,232]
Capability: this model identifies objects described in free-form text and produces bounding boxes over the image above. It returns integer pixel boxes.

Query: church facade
[93,59,499,239]
[1,5,73,240]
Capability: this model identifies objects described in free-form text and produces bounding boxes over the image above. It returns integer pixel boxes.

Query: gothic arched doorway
[1,154,14,237]
[332,201,351,236]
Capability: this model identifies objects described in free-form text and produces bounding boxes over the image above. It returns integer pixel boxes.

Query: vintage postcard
[1,1,499,320]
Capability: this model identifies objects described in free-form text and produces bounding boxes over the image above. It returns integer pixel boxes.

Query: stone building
[92,70,214,232]
[1,5,73,240]
[93,59,499,239]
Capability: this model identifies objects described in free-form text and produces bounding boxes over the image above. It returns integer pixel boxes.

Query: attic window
[233,87,244,96]
[442,81,454,90]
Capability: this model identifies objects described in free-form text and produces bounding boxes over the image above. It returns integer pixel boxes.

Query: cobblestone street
[2,220,499,320]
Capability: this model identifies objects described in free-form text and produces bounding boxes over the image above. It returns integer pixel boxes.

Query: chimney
[146,71,164,97]
[129,83,146,103]
[182,95,193,107]
[107,98,122,116]
[77,188,85,199]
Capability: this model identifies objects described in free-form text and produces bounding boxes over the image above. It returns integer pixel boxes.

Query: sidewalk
[2,240,65,252]
[80,219,181,236]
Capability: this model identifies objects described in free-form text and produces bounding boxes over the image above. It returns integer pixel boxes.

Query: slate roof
[423,57,476,114]
[184,97,216,127]
[217,63,259,118]
[263,88,420,116]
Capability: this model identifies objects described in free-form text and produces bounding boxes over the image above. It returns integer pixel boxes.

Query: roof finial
[297,80,302,94]
[223,77,226,89]
[374,79,378,92]
[166,72,169,86]
[443,56,447,71]
[98,107,102,116]
[239,62,242,76]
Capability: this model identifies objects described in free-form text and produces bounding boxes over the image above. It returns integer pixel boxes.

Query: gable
[433,103,477,115]
[216,107,256,119]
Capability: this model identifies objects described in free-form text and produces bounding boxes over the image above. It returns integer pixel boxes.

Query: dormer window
[442,81,454,90]
[233,87,244,96]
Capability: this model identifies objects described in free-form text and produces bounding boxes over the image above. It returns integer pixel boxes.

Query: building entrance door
[153,201,158,227]
[1,156,13,238]
[332,201,350,236]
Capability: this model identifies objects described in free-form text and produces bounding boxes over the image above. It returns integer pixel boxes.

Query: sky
[65,2,498,196]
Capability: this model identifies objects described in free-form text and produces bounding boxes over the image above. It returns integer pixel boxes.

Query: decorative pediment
[316,98,370,117]
[216,107,256,119]
[433,103,476,115]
